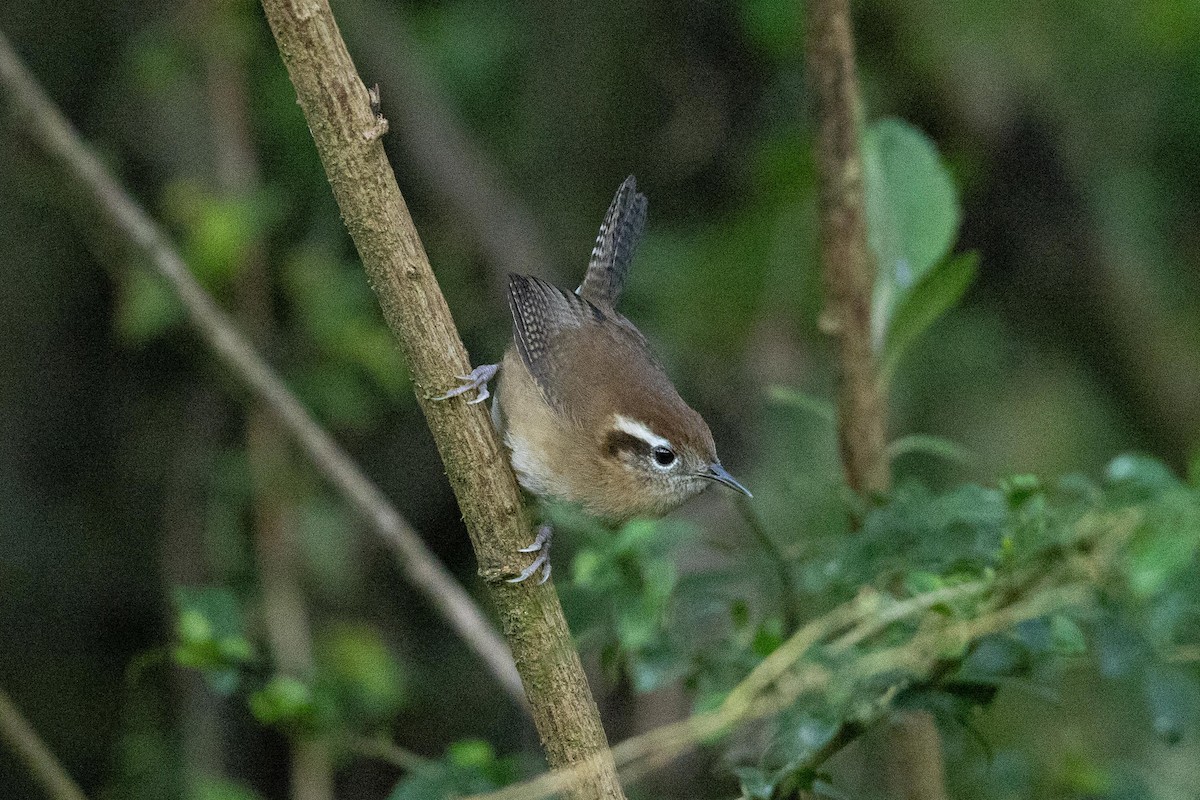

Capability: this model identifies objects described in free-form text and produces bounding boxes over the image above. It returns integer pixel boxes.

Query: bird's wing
[508,273,606,411]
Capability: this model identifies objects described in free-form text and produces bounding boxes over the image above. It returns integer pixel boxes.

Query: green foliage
[172,593,411,740]
[863,118,963,354]
[387,740,523,800]
[314,623,410,729]
[283,247,411,429]
[751,458,1197,796]
[766,386,835,423]
[738,0,805,61]
[172,587,256,695]
[886,432,975,467]
[553,453,1200,798]
[880,251,979,381]
[190,777,265,800]
[159,181,287,291]
[557,506,699,692]
[248,675,317,732]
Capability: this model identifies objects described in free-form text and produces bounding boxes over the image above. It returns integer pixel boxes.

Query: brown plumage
[489,177,748,523]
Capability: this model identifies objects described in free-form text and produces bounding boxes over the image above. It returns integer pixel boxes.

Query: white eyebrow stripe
[612,414,671,450]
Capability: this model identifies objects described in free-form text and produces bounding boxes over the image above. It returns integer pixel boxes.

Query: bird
[436,176,750,583]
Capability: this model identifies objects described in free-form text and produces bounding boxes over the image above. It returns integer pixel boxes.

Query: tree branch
[200,4,336,792]
[0,686,90,800]
[0,26,525,709]
[460,507,1137,800]
[808,0,888,499]
[255,1,623,797]
[806,0,945,796]
[337,0,554,301]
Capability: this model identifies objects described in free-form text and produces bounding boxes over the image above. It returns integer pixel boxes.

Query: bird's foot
[507,524,553,585]
[433,363,500,404]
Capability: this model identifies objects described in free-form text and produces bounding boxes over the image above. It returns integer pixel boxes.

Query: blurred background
[2,0,1199,798]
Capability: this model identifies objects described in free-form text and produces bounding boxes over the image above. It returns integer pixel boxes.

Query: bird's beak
[701,462,752,498]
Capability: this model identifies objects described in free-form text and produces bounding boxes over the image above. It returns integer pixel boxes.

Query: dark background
[2,0,1199,797]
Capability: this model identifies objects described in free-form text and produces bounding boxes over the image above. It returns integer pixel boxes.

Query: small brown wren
[437,176,750,582]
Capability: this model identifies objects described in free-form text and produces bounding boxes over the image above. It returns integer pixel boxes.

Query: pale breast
[495,346,565,499]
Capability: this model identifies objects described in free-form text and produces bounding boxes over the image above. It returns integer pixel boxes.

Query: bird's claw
[508,525,553,585]
[433,363,500,403]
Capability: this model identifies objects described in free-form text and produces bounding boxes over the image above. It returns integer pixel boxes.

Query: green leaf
[1142,665,1200,744]
[735,766,776,800]
[614,519,661,553]
[1125,489,1200,598]
[387,738,519,800]
[571,549,604,587]
[160,182,284,290]
[752,620,785,657]
[249,676,316,729]
[628,643,686,693]
[448,739,495,769]
[1049,614,1088,655]
[171,586,255,685]
[766,386,836,422]
[616,589,668,651]
[886,433,975,466]
[191,777,265,800]
[880,251,978,379]
[315,624,409,725]
[116,269,183,344]
[863,117,961,350]
[1106,454,1181,499]
[1001,474,1042,508]
[904,571,946,595]
[738,0,804,60]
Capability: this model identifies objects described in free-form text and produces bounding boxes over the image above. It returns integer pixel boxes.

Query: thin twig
[255,1,624,797]
[0,26,526,711]
[0,687,90,800]
[736,495,802,633]
[348,734,431,772]
[461,513,1128,800]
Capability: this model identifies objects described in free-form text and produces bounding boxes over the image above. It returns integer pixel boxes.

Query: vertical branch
[160,388,228,790]
[200,3,334,793]
[256,1,624,798]
[806,2,946,799]
[807,0,888,498]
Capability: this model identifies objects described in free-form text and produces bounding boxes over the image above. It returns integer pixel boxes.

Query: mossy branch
[256,0,624,796]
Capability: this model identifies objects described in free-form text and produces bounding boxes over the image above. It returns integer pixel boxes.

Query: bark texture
[257,1,624,796]
[806,1,947,798]
[807,0,889,497]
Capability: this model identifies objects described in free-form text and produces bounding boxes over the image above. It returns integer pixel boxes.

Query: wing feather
[577,175,648,308]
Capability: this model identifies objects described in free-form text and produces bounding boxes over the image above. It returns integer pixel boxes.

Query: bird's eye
[651,445,676,468]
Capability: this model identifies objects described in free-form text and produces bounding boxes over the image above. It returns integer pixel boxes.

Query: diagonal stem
[0,25,525,711]
[255,0,624,796]
[0,687,90,800]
